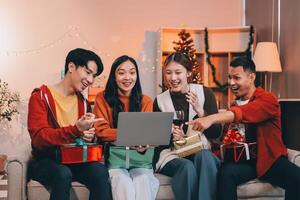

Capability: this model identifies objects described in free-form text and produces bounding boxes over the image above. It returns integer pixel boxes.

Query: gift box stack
[0,174,7,200]
[220,129,257,162]
[0,155,7,200]
[60,139,103,164]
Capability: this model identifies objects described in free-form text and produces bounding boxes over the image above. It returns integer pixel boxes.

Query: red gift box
[60,144,103,164]
[220,142,257,162]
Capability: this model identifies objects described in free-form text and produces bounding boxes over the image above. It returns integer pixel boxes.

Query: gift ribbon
[75,138,88,162]
[125,146,130,169]
[220,142,250,162]
[220,143,225,161]
[175,141,204,154]
[222,129,244,144]
[235,142,250,161]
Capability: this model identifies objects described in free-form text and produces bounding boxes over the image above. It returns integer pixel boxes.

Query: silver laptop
[115,112,173,146]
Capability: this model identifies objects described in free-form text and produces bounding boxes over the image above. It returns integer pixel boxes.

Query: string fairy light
[0,25,111,57]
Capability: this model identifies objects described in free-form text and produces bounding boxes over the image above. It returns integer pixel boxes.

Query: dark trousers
[28,158,111,200]
[217,156,300,200]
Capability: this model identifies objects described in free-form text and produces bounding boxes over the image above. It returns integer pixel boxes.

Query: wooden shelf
[162,51,205,56]
[209,52,229,55]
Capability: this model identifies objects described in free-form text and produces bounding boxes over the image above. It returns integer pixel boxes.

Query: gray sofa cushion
[26,173,284,200]
[155,174,174,200]
[27,174,176,200]
[237,179,284,199]
[11,148,300,200]
[27,180,89,200]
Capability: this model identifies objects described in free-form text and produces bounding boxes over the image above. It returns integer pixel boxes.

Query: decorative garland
[204,25,254,90]
[245,25,255,58]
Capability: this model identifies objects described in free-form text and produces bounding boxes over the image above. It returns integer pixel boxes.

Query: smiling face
[164,61,191,93]
[228,66,256,99]
[115,60,137,96]
[69,60,98,92]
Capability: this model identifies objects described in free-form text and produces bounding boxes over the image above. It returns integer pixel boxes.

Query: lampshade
[253,42,282,72]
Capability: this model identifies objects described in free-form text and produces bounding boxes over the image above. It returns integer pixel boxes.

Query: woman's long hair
[104,55,143,128]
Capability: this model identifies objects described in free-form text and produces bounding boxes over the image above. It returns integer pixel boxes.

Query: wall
[279,0,300,98]
[0,0,243,159]
[246,0,278,43]
[246,0,300,150]
[246,0,300,99]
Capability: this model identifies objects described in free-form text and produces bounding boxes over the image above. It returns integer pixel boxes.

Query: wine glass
[173,110,186,144]
[173,110,185,126]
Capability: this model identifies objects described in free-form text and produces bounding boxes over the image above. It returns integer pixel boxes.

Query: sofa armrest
[287,148,300,167]
[7,158,27,200]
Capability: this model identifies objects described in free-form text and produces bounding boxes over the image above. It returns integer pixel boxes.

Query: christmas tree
[173,29,202,84]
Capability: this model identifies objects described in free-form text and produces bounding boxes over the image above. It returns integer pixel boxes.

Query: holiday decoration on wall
[204,25,254,90]
[204,27,228,90]
[173,29,202,84]
[245,25,255,59]
[0,25,111,58]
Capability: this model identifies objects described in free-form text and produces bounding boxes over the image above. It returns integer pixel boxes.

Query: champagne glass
[173,110,185,126]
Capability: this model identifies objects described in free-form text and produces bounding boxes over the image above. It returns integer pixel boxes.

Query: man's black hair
[64,48,103,76]
[230,56,256,73]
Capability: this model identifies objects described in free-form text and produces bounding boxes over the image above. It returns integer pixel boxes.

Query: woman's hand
[186,91,202,116]
[135,145,150,154]
[172,124,185,141]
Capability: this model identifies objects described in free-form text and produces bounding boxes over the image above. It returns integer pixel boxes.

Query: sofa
[5,148,300,200]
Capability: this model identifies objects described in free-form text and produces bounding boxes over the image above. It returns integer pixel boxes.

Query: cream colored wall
[0,0,243,99]
[0,0,243,159]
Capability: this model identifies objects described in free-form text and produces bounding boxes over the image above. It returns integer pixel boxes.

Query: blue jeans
[160,150,220,200]
[28,158,111,200]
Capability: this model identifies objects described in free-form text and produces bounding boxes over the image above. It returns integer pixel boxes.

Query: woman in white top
[153,52,222,200]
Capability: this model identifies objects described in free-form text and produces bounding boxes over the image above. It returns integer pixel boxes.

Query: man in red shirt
[27,48,110,200]
[188,56,300,200]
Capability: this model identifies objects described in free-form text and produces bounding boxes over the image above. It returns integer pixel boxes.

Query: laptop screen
[280,99,300,151]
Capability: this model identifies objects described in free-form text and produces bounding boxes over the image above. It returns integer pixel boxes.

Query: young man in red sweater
[27,48,110,200]
[188,56,300,200]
